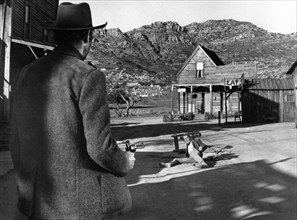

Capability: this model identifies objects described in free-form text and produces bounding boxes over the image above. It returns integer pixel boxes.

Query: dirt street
[0,116,296,220]
[111,116,296,220]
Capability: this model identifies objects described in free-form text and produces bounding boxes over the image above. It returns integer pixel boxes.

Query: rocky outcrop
[90,19,297,84]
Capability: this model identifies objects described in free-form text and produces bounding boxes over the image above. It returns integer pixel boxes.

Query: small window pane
[25,5,30,24]
[196,62,204,70]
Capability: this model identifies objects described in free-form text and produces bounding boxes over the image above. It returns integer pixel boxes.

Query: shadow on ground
[111,119,270,141]
[116,159,296,220]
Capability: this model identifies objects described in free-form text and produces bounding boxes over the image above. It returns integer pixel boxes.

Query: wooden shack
[0,0,58,122]
[286,61,297,127]
[173,44,257,120]
[242,78,295,123]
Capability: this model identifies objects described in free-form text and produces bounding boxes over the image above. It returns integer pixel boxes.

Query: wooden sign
[226,79,242,86]
[177,88,186,93]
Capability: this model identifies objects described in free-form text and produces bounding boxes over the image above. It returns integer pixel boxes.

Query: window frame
[196,62,204,78]
[24,4,31,39]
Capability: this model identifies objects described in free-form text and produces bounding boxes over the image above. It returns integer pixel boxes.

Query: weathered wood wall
[178,63,257,84]
[11,0,58,43]
[242,89,295,123]
[0,2,12,120]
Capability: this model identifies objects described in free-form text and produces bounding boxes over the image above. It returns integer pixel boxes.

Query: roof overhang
[11,38,54,50]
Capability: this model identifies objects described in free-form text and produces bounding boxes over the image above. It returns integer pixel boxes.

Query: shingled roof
[244,78,294,90]
[199,45,225,66]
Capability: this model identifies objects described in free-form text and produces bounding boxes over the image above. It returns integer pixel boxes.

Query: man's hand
[125,151,136,171]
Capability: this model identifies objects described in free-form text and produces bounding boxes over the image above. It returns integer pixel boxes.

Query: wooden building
[0,0,58,122]
[242,78,295,123]
[286,61,297,127]
[172,44,257,120]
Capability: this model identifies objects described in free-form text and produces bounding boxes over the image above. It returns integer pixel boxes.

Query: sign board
[177,88,186,93]
[226,79,242,87]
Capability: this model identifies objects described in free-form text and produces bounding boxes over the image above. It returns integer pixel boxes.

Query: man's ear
[84,30,93,43]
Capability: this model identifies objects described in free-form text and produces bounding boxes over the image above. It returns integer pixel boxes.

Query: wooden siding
[178,63,256,84]
[245,78,294,90]
[11,0,58,44]
[178,91,240,115]
[242,89,295,123]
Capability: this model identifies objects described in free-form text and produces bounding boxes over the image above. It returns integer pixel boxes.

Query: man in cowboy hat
[10,2,135,220]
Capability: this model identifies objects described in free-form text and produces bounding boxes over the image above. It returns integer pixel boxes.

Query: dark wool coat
[10,46,132,220]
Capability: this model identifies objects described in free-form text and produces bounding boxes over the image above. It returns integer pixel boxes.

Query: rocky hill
[89,19,297,85]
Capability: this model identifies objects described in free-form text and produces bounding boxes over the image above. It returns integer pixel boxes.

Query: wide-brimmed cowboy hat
[42,2,107,30]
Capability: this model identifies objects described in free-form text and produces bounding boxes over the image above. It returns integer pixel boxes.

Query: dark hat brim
[41,22,107,30]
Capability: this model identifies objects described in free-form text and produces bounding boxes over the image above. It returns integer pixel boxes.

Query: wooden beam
[183,92,186,114]
[3,3,11,99]
[177,92,180,114]
[224,79,228,123]
[28,45,38,60]
[171,85,174,113]
[11,38,54,50]
[190,86,193,112]
[220,92,223,112]
[209,84,213,116]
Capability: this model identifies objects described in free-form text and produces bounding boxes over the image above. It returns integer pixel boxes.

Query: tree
[105,70,142,117]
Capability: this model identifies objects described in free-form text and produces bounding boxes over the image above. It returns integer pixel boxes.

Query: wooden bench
[171,131,201,152]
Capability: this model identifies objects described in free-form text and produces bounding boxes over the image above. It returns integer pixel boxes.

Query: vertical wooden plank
[190,86,193,112]
[183,92,186,114]
[225,90,228,123]
[177,92,180,114]
[220,92,223,112]
[171,85,174,113]
[294,72,297,127]
[186,92,189,113]
[1,3,12,121]
[209,84,213,116]
[279,90,284,122]
[202,91,205,113]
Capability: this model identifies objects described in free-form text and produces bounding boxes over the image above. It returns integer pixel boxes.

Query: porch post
[171,85,174,113]
[209,84,213,116]
[183,92,186,114]
[190,86,194,113]
[201,91,205,113]
[177,91,180,114]
[220,92,223,112]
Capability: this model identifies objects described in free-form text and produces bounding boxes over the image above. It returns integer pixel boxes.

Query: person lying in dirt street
[159,134,209,168]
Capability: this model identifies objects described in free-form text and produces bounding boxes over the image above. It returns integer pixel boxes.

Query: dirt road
[1,116,296,220]
[111,116,296,220]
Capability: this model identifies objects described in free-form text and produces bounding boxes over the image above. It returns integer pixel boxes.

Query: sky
[60,0,297,34]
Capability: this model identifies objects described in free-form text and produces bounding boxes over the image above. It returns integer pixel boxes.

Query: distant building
[0,0,59,122]
[286,61,297,127]
[173,44,256,121]
[242,78,295,123]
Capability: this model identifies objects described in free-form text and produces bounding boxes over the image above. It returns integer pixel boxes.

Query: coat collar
[52,45,84,60]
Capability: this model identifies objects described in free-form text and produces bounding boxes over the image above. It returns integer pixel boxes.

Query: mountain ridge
[89,19,297,85]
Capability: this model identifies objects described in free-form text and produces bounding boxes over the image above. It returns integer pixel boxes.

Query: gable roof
[200,45,225,66]
[286,61,297,75]
[177,44,224,76]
